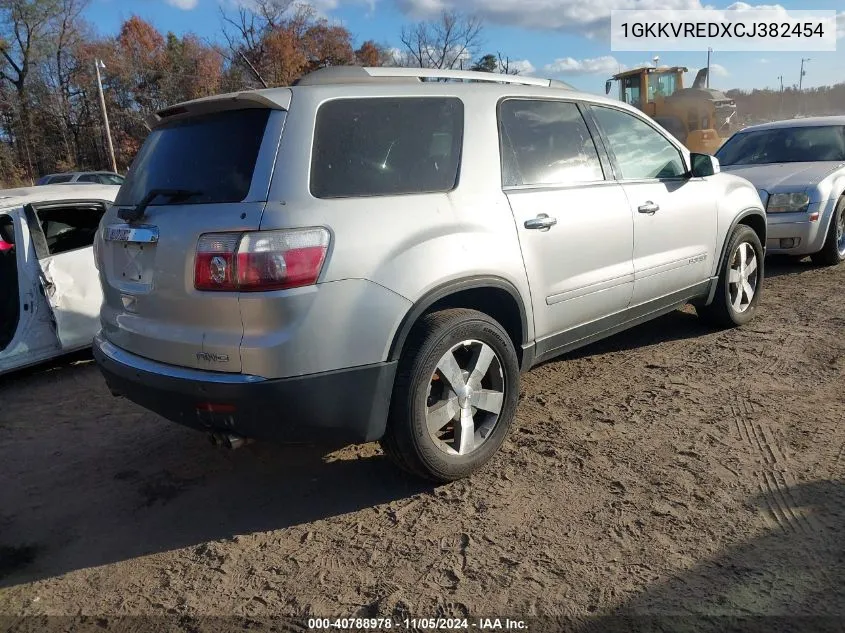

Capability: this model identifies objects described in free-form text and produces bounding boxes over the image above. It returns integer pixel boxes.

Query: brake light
[195,233,240,291]
[194,228,329,292]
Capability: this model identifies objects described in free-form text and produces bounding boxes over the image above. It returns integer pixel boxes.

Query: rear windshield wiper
[117,188,203,222]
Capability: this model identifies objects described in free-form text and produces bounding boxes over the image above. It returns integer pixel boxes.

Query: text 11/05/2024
[307,617,529,630]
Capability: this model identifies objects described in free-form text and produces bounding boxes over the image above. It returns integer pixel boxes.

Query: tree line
[2,0,844,188]
[727,84,845,125]
[0,0,505,187]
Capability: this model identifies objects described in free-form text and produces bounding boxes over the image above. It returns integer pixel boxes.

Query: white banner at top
[610,9,838,52]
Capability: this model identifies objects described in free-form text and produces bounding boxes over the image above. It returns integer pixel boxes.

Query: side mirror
[605,80,612,95]
[690,153,720,177]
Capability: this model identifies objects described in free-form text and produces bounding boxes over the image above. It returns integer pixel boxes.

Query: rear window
[310,97,463,199]
[115,108,271,206]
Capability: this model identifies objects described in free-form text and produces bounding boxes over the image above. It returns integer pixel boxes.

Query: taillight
[195,232,240,291]
[194,228,329,292]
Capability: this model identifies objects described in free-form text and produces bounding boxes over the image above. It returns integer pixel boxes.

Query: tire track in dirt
[728,392,820,535]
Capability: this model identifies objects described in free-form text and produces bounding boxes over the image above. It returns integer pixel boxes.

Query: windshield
[115,108,271,206]
[649,72,678,100]
[716,125,845,166]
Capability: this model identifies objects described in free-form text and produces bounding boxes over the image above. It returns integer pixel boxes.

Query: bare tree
[497,52,520,75]
[0,0,63,180]
[50,0,90,166]
[219,0,316,87]
[398,11,483,70]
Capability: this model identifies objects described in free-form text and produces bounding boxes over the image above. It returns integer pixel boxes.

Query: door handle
[638,201,659,215]
[524,214,558,231]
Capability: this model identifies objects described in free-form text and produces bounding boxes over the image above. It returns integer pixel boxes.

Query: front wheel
[380,308,520,482]
[699,224,764,328]
[811,196,845,267]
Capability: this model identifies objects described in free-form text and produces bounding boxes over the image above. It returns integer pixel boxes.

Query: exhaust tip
[208,432,251,450]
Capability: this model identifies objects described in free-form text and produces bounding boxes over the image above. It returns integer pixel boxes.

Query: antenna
[238,51,269,89]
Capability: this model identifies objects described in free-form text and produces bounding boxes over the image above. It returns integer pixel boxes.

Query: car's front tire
[699,224,764,328]
[380,308,520,482]
[811,196,845,267]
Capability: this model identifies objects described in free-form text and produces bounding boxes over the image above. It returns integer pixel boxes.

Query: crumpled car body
[0,183,120,375]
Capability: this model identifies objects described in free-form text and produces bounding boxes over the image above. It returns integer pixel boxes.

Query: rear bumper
[93,334,397,444]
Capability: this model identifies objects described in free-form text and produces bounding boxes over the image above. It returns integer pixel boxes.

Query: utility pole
[706,47,712,88]
[778,74,784,117]
[95,59,118,174]
[799,57,810,92]
[798,57,811,116]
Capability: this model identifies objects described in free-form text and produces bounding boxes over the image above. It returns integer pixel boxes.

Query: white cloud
[396,0,702,35]
[393,0,843,44]
[507,59,535,75]
[544,55,622,76]
[165,0,199,8]
[710,62,729,77]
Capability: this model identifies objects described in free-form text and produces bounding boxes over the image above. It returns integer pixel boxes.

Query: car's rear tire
[810,196,845,267]
[380,308,520,482]
[699,224,764,328]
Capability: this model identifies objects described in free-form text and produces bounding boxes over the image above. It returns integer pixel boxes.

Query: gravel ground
[0,257,843,632]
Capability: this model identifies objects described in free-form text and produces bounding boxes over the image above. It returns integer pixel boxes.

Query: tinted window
[36,205,105,256]
[310,97,463,198]
[715,125,845,166]
[115,108,271,206]
[499,99,604,187]
[47,175,73,184]
[102,174,125,185]
[77,174,99,183]
[592,106,686,180]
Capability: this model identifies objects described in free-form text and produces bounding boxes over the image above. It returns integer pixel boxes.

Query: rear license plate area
[104,224,159,288]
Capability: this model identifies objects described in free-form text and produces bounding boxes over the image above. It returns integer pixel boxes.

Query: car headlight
[766,192,810,213]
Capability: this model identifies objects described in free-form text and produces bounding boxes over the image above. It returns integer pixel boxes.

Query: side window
[591,106,687,180]
[310,97,463,198]
[498,99,604,187]
[77,174,99,183]
[47,175,73,184]
[35,205,105,256]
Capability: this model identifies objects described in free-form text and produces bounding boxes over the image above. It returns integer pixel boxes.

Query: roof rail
[362,67,573,89]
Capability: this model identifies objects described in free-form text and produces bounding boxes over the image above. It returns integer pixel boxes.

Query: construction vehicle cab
[606,66,737,155]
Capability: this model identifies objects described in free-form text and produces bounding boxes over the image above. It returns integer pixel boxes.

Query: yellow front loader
[605,65,738,154]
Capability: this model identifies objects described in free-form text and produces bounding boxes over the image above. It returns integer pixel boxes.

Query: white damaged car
[0,184,119,374]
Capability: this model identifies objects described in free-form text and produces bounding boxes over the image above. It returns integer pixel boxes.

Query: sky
[84,0,844,95]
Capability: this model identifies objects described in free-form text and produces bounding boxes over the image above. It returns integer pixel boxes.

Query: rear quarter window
[115,108,271,206]
[310,97,464,199]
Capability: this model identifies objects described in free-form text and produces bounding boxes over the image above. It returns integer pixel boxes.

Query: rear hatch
[98,93,289,373]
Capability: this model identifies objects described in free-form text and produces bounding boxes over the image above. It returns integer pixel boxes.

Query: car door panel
[506,183,634,340]
[0,208,61,374]
[622,179,717,304]
[26,202,105,351]
[498,98,634,344]
[39,249,102,350]
[589,105,718,305]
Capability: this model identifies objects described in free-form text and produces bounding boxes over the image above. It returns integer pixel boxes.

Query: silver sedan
[715,116,845,265]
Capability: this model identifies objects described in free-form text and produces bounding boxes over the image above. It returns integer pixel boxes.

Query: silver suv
[93,67,767,481]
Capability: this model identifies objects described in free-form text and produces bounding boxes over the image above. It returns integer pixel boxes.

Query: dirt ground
[0,257,843,632]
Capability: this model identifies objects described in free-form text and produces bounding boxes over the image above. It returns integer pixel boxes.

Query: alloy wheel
[425,339,505,456]
[728,241,759,313]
